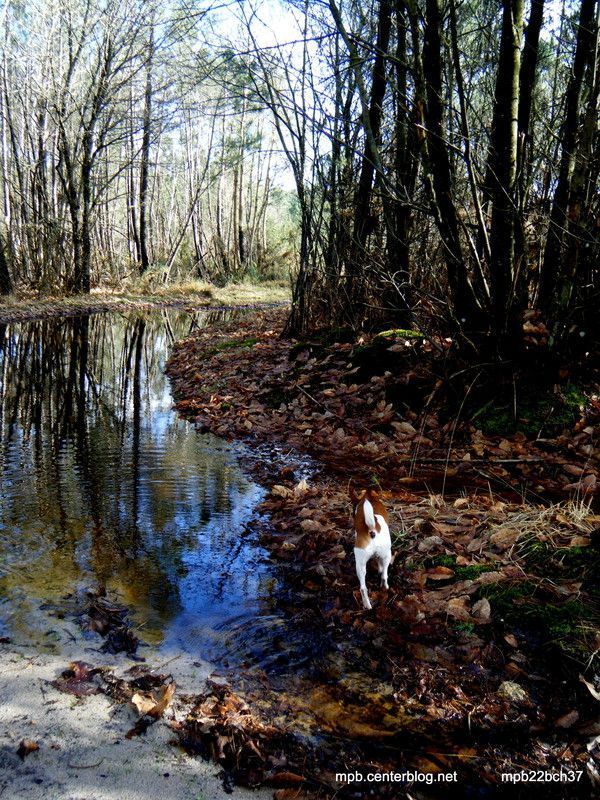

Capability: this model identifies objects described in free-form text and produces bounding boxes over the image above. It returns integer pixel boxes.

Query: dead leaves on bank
[49,661,314,793]
[164,310,600,793]
[257,476,599,758]
[166,309,600,500]
[171,680,310,791]
[127,682,176,738]
[51,660,177,740]
[52,661,104,697]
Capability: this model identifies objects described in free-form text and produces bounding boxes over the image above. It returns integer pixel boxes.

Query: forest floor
[165,307,600,798]
[0,280,290,324]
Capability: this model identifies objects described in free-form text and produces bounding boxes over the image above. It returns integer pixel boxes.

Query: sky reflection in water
[0,309,279,665]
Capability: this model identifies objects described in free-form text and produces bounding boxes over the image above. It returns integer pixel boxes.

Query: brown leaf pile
[52,660,177,739]
[170,680,315,792]
[166,309,600,499]
[51,661,104,697]
[84,586,140,656]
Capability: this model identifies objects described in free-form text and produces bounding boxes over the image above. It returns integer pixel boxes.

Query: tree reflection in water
[0,309,271,656]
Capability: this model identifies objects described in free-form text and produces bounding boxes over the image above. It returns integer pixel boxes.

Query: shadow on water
[0,307,322,673]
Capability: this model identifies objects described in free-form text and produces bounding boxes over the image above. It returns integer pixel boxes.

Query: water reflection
[0,308,271,654]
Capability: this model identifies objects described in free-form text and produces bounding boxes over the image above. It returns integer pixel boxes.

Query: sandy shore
[0,609,272,800]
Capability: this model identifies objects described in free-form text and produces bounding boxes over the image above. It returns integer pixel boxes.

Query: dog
[349,487,392,609]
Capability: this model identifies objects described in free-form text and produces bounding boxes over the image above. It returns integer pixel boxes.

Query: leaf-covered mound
[166,308,599,499]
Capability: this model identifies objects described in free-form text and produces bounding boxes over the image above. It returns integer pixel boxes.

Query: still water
[0,308,294,668]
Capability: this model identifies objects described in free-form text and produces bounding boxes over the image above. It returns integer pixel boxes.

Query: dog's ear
[349,486,361,505]
[366,487,379,500]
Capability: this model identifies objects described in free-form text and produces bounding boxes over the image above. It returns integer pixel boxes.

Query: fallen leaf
[563,464,584,477]
[556,710,579,729]
[476,571,506,585]
[300,519,322,532]
[453,497,469,509]
[446,596,471,620]
[426,566,454,580]
[490,528,520,550]
[271,485,291,498]
[131,691,158,716]
[580,675,600,701]
[17,739,39,760]
[392,421,416,436]
[497,681,529,702]
[51,661,102,696]
[270,772,305,786]
[417,535,444,552]
[130,682,175,719]
[472,598,491,621]
[569,536,590,547]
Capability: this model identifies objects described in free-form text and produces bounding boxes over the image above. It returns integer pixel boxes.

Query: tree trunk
[384,0,414,311]
[138,22,154,275]
[488,0,525,346]
[539,0,597,312]
[352,0,392,258]
[514,0,545,300]
[0,232,11,294]
[423,0,481,327]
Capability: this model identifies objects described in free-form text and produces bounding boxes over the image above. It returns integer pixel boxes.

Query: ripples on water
[0,308,302,668]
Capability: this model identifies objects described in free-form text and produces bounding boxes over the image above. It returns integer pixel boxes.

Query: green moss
[477,581,538,617]
[215,336,258,351]
[452,621,476,634]
[518,538,551,569]
[474,385,587,437]
[375,328,422,340]
[520,540,598,581]
[427,554,456,568]
[478,581,593,657]
[555,546,595,572]
[455,563,496,580]
[426,554,494,580]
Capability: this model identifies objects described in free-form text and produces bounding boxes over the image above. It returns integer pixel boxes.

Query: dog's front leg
[354,548,372,610]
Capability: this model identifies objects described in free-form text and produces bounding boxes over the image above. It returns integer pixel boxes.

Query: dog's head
[350,487,381,538]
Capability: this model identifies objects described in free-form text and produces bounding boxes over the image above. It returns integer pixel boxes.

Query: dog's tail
[363,499,377,531]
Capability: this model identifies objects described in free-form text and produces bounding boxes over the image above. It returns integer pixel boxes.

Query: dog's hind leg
[354,548,372,610]
[379,552,391,590]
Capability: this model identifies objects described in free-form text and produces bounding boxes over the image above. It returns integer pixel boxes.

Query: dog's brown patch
[350,488,389,549]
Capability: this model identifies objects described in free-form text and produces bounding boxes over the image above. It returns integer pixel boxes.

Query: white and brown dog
[349,487,392,609]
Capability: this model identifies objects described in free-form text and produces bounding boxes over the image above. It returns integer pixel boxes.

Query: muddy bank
[165,307,600,797]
